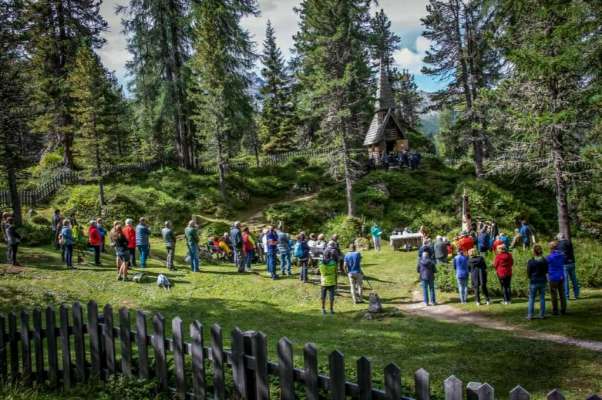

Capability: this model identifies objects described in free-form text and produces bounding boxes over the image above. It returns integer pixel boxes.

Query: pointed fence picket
[0,302,599,400]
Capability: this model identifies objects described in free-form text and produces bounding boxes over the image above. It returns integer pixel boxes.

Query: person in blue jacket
[547,241,567,315]
[60,219,75,269]
[135,217,151,268]
[519,220,534,249]
[453,250,469,304]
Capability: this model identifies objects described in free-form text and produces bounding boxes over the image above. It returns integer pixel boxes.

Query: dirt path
[399,290,602,352]
[197,192,318,230]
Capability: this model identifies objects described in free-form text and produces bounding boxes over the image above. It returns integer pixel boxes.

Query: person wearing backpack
[242,227,255,272]
[277,225,292,276]
[161,221,176,271]
[294,233,310,282]
[265,225,279,280]
[320,246,338,315]
[185,220,200,272]
[417,252,437,306]
[59,219,75,269]
[123,219,137,267]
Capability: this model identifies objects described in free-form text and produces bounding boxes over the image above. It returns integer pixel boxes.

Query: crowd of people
[367,149,422,170]
[415,220,579,320]
[2,210,581,319]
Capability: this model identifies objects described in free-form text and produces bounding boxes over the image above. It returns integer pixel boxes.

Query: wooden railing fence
[0,302,600,400]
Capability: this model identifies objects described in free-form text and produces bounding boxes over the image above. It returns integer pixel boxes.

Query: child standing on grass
[319,246,338,315]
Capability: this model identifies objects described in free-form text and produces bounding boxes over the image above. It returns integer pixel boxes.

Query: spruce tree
[119,0,194,168]
[488,0,600,240]
[68,44,115,207]
[394,69,422,128]
[369,9,400,70]
[189,0,257,200]
[294,0,374,216]
[422,0,500,178]
[26,0,107,168]
[259,20,295,153]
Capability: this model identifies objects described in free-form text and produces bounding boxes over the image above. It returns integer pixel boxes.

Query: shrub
[323,215,363,248]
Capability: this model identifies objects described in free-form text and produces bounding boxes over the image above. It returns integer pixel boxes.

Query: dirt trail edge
[399,290,602,352]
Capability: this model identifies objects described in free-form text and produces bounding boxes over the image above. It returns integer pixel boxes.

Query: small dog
[157,274,171,290]
[132,273,145,283]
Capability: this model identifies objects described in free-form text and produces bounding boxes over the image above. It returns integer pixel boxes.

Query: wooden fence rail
[0,302,600,400]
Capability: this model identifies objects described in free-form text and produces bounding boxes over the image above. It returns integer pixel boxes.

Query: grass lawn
[1,242,601,399]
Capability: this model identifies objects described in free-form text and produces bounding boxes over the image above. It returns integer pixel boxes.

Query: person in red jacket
[494,245,514,304]
[457,232,475,254]
[492,236,505,253]
[122,218,137,267]
[88,220,102,266]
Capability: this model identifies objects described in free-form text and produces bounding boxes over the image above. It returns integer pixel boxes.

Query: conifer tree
[189,0,257,200]
[369,9,400,70]
[294,0,374,216]
[26,0,107,168]
[68,44,115,207]
[119,0,194,168]
[259,20,295,153]
[422,0,500,178]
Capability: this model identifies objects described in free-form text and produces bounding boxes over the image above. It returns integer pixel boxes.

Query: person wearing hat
[494,244,514,304]
[230,221,243,272]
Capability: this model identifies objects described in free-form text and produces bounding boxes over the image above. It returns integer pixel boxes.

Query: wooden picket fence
[0,302,600,400]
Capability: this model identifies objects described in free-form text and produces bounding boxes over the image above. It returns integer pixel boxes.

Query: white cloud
[393,36,431,75]
[98,0,445,91]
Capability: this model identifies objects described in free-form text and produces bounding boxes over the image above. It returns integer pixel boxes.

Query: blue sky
[98,0,447,93]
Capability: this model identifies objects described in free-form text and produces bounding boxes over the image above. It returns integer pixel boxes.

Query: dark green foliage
[323,216,363,248]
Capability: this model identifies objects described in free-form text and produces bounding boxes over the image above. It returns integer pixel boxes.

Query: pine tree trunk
[341,128,355,217]
[7,164,22,226]
[473,139,484,178]
[216,132,227,202]
[93,116,105,207]
[552,134,571,240]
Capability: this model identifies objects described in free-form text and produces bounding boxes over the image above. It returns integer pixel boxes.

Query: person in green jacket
[161,221,176,271]
[319,247,339,315]
[371,223,382,251]
[184,220,200,272]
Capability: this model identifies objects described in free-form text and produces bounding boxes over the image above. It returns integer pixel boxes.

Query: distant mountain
[418,91,440,136]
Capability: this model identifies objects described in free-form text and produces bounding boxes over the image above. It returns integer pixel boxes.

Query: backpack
[157,274,171,289]
[293,242,304,258]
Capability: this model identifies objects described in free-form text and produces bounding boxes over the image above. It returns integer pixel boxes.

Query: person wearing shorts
[319,246,338,315]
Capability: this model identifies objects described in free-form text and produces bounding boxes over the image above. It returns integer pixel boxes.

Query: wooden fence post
[119,308,132,377]
[253,332,269,400]
[477,383,494,400]
[103,304,116,375]
[172,317,187,399]
[32,308,44,384]
[136,311,149,379]
[230,327,246,398]
[0,314,6,382]
[87,301,101,378]
[303,343,319,400]
[444,375,463,400]
[467,382,481,400]
[547,389,565,400]
[329,350,345,400]
[510,385,531,400]
[277,337,294,400]
[19,311,32,384]
[8,312,18,382]
[152,313,168,392]
[357,356,372,400]
[384,363,401,400]
[415,368,431,400]
[59,305,72,389]
[243,331,257,400]
[72,302,86,383]
[191,321,206,400]
[585,395,602,400]
[211,323,225,400]
[45,306,58,387]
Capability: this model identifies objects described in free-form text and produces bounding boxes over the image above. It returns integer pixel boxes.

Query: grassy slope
[1,242,601,399]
